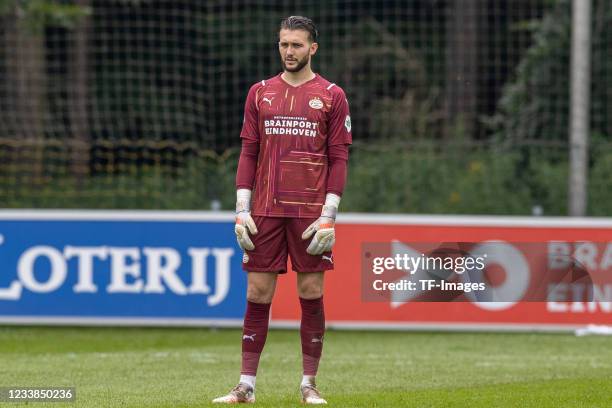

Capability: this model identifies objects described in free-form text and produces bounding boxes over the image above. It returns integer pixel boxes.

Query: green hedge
[1,143,609,216]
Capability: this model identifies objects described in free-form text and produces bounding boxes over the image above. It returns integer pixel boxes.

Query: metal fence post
[568,0,592,216]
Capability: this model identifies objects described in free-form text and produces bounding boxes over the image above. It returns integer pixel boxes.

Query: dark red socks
[300,296,325,376]
[241,300,271,376]
[240,297,325,377]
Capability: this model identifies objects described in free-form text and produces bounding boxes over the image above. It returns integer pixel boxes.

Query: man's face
[278,29,318,73]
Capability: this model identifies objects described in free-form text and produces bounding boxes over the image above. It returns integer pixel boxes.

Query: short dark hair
[280,16,318,43]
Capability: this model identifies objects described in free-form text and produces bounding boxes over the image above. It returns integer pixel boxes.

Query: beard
[282,55,309,72]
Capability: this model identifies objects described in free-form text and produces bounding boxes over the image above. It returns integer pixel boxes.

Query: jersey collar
[278,72,318,88]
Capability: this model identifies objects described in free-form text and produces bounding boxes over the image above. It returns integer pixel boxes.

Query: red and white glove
[235,189,258,251]
[302,193,340,255]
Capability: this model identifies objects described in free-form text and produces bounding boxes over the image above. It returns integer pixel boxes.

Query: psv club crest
[309,97,324,110]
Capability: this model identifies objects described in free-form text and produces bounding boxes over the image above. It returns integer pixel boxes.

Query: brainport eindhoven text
[264,117,318,137]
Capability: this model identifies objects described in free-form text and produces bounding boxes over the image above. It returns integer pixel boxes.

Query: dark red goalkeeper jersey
[240,73,352,218]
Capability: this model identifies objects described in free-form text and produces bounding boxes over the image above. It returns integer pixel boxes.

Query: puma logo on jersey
[263,97,274,106]
[311,337,323,343]
[322,255,333,264]
[243,333,256,342]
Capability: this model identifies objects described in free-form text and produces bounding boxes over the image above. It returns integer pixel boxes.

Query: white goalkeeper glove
[235,189,258,251]
[302,193,340,255]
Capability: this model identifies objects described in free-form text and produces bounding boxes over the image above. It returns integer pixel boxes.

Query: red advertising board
[271,215,612,331]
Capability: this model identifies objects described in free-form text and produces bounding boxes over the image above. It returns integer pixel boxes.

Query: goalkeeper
[213,15,351,405]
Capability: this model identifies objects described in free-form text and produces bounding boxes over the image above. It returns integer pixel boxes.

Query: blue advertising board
[0,211,246,326]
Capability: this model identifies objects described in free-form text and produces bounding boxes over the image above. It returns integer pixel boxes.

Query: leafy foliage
[492,0,611,145]
[0,0,90,33]
[5,142,609,216]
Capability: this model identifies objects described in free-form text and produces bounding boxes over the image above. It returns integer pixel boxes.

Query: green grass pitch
[0,327,610,407]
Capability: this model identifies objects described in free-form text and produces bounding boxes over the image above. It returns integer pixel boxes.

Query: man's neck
[281,67,316,87]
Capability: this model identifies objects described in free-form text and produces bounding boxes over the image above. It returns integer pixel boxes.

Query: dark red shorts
[242,216,334,273]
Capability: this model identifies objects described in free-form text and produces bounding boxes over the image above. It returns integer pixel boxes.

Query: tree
[0,0,90,182]
[444,0,481,139]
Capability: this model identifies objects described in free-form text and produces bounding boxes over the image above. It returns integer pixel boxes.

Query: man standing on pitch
[213,16,352,405]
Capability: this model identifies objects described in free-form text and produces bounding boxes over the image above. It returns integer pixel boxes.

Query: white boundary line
[0,316,585,333]
[271,320,583,333]
[0,209,610,228]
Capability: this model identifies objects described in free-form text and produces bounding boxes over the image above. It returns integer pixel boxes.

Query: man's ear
[310,42,318,56]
